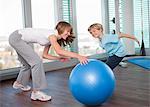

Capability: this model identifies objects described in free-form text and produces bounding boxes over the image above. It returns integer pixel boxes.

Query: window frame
[0,0,108,80]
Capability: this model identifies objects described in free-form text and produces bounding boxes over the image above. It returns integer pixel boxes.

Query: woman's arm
[118,32,140,46]
[49,35,88,64]
[42,45,60,60]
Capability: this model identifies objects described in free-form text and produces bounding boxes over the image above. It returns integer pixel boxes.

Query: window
[0,0,23,70]
[31,0,55,62]
[54,0,73,52]
[76,0,104,55]
[133,0,150,48]
[31,0,55,29]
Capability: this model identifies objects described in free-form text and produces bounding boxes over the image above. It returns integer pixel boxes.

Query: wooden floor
[0,61,150,107]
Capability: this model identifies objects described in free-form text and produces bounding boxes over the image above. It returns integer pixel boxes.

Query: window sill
[0,53,107,81]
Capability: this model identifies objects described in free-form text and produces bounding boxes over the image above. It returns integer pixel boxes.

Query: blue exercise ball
[69,59,116,106]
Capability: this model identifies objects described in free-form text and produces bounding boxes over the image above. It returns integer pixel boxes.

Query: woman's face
[60,28,71,40]
[89,28,101,38]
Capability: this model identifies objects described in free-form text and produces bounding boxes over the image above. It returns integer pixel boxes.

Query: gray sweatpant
[9,30,48,90]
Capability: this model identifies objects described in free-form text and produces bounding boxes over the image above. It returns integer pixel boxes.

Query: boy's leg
[105,55,123,70]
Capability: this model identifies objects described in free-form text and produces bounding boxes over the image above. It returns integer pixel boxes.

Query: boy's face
[89,28,101,38]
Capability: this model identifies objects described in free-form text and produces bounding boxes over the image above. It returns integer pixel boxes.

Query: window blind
[133,0,149,48]
[108,0,116,34]
[119,0,124,32]
[61,0,73,51]
[62,0,72,23]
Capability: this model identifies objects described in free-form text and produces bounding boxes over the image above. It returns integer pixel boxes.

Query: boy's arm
[118,32,140,46]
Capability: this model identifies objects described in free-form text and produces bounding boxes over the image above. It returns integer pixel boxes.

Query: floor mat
[127,58,150,70]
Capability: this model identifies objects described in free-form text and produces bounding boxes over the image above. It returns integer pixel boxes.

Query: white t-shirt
[18,28,55,46]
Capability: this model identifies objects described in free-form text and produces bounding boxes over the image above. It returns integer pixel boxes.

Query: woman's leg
[16,43,47,90]
[9,31,51,101]
[16,53,31,86]
[9,31,48,90]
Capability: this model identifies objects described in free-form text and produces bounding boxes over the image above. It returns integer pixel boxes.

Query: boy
[88,23,140,70]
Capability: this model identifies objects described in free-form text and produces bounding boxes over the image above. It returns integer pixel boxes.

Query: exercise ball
[69,59,115,106]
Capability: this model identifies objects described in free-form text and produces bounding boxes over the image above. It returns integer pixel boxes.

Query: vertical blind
[108,0,116,34]
[109,0,149,48]
[61,0,73,51]
[119,0,124,32]
[133,0,149,48]
[62,0,72,23]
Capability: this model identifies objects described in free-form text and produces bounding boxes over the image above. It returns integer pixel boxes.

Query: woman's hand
[77,55,88,65]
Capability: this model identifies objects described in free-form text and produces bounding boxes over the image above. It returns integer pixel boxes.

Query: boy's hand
[135,38,140,46]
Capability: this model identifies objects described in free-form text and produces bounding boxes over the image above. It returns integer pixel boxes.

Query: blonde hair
[88,23,103,32]
[55,21,75,47]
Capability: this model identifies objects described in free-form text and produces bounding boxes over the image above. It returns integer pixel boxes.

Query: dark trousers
[105,55,124,70]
